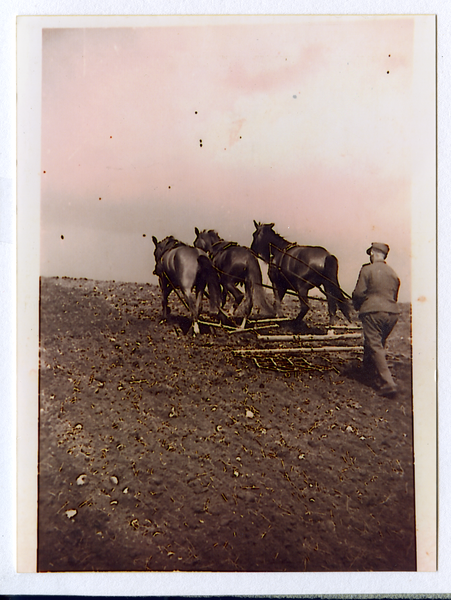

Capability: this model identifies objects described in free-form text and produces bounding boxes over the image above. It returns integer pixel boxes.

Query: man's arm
[352,267,368,311]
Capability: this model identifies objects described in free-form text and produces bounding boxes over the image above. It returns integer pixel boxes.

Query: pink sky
[40,18,424,300]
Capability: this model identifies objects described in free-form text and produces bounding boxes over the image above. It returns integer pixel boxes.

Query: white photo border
[5,1,448,596]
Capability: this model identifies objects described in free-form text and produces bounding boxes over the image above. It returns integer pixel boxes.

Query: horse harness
[268,241,351,301]
[210,239,238,256]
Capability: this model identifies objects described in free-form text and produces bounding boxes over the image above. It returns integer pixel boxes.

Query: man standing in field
[352,242,400,396]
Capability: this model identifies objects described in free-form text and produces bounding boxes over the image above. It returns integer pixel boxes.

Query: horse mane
[264,225,292,250]
[161,235,184,243]
[196,229,223,245]
[161,235,186,246]
[205,229,222,240]
[158,236,187,253]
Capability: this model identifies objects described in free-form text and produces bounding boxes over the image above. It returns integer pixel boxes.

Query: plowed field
[38,276,415,572]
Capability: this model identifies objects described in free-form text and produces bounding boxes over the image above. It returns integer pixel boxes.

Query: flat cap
[366,242,389,256]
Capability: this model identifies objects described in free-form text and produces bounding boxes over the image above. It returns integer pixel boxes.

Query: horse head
[152,235,181,271]
[251,221,275,262]
[193,228,221,253]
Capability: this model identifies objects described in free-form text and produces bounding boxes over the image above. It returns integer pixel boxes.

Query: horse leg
[159,277,172,319]
[252,281,276,318]
[325,285,338,326]
[186,289,202,335]
[233,282,253,329]
[295,295,310,323]
[194,288,203,322]
[220,285,228,308]
[221,278,244,316]
[323,254,352,324]
[247,257,275,318]
[268,265,287,317]
[228,282,245,308]
[237,292,252,321]
[272,285,287,317]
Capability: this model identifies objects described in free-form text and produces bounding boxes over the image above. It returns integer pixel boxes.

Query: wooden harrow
[197,289,363,372]
[233,327,363,354]
[226,315,363,375]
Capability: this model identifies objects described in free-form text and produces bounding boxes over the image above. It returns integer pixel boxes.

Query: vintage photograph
[17,15,436,574]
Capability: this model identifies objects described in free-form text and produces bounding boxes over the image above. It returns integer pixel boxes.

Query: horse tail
[323,254,352,322]
[247,255,275,317]
[197,254,221,314]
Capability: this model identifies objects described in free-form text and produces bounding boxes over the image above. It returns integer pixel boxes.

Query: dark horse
[250,221,351,326]
[152,235,221,334]
[193,228,275,327]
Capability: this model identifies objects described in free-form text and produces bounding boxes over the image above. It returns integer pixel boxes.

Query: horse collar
[222,241,238,250]
[212,240,237,251]
[159,239,183,259]
[284,242,298,252]
[269,241,296,260]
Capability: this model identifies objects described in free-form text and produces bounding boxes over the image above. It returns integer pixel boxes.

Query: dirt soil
[38,276,415,572]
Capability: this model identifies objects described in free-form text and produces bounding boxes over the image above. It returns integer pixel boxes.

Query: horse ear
[253,220,259,228]
[194,227,199,236]
[269,223,275,228]
[152,236,158,246]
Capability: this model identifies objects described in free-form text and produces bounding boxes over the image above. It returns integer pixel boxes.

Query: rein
[162,269,190,312]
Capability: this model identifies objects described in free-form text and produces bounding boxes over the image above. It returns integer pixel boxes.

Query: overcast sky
[40,17,434,301]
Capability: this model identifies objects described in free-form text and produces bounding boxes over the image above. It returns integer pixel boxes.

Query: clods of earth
[38,276,415,571]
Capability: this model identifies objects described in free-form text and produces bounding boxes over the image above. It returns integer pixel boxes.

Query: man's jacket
[352,261,400,315]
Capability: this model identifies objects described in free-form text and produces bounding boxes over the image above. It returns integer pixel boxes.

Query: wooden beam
[198,319,236,330]
[233,346,364,355]
[328,325,362,330]
[257,333,362,342]
[248,317,291,324]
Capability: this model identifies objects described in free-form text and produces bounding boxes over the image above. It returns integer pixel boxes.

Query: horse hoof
[193,322,200,335]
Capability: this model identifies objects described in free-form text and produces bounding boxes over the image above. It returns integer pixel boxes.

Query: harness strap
[211,240,238,251]
[208,240,239,261]
[268,242,351,301]
[269,241,297,261]
[162,270,190,311]
[156,239,186,268]
[222,241,238,250]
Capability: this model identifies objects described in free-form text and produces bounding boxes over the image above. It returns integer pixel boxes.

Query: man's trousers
[360,311,398,388]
